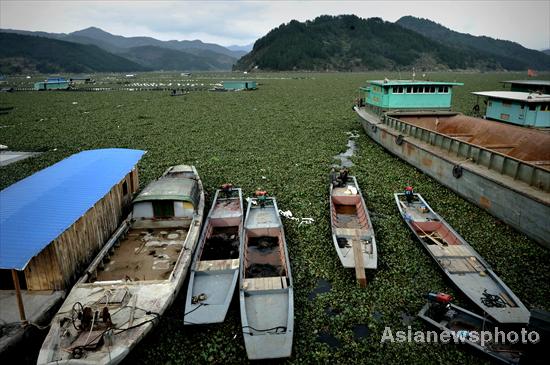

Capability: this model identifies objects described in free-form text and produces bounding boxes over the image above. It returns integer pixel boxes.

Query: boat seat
[243,276,288,291]
[335,227,370,240]
[196,259,239,271]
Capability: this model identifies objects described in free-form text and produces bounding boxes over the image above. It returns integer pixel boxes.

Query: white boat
[395,192,530,324]
[330,175,377,271]
[37,165,204,364]
[240,195,293,360]
[184,186,243,325]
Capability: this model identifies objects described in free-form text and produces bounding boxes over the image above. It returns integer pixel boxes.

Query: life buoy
[396,134,404,145]
[452,165,463,178]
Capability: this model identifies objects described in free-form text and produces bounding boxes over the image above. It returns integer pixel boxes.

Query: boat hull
[418,302,523,364]
[240,197,294,360]
[356,106,550,247]
[184,188,243,325]
[395,193,530,324]
[38,166,205,365]
[329,176,377,270]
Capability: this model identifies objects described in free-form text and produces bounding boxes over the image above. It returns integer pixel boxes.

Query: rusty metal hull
[355,106,550,247]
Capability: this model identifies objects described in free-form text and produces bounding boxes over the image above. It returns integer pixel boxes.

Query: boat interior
[243,233,287,288]
[395,113,550,167]
[196,225,240,271]
[91,226,189,282]
[332,184,373,252]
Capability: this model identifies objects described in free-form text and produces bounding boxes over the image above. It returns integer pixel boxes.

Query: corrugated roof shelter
[501,80,550,94]
[1,148,145,289]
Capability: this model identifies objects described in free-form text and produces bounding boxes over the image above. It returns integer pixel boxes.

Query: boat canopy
[133,178,200,207]
[472,91,550,103]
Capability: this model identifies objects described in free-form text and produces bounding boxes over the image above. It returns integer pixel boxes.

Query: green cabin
[222,80,257,91]
[472,91,550,128]
[34,77,70,91]
[501,80,550,94]
[360,80,463,114]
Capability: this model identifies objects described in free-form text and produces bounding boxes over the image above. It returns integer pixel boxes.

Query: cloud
[1,0,548,49]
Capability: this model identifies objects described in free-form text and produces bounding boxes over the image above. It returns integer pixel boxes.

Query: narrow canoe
[418,296,523,364]
[395,192,530,324]
[37,165,205,365]
[184,187,243,325]
[240,196,293,360]
[330,176,377,270]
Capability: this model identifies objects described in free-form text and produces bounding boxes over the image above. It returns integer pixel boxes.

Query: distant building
[502,80,550,94]
[222,80,257,91]
[34,77,70,91]
[69,76,93,85]
[360,80,463,114]
[472,91,550,128]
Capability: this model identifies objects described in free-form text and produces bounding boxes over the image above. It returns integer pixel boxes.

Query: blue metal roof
[0,148,145,270]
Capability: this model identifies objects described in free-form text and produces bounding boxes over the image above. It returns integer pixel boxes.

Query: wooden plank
[500,292,517,307]
[197,259,239,271]
[12,270,27,322]
[352,238,367,288]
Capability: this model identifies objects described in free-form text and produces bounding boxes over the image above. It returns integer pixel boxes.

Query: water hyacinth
[0,71,548,364]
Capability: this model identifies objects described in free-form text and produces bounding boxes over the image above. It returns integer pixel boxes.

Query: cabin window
[122,180,128,196]
[392,86,403,93]
[541,103,550,111]
[384,87,389,94]
[413,86,419,93]
[443,86,449,93]
[520,103,525,109]
[430,86,436,93]
[488,101,492,107]
[406,86,412,93]
[153,201,174,218]
[502,101,512,108]
[529,104,537,111]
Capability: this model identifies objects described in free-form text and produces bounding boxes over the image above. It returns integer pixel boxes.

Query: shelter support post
[11,269,27,324]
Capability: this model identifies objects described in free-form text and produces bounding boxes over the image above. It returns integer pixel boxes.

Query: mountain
[120,46,236,71]
[1,27,244,59]
[0,27,241,71]
[543,49,550,56]
[70,27,246,58]
[0,32,146,74]
[227,43,254,53]
[235,15,502,71]
[396,16,550,70]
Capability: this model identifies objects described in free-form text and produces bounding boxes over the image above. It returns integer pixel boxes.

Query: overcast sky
[1,0,549,50]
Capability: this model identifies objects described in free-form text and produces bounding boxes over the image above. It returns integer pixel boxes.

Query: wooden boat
[240,195,293,360]
[330,175,377,279]
[184,185,243,325]
[355,80,550,247]
[37,165,205,365]
[418,292,524,364]
[395,192,530,324]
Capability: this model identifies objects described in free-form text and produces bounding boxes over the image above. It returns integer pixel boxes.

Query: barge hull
[356,107,550,247]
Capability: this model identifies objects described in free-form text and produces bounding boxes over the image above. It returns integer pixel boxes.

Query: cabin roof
[367,80,463,87]
[0,148,145,270]
[472,91,550,102]
[501,80,550,87]
[133,178,198,205]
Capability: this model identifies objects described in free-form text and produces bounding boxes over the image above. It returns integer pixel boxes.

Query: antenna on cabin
[412,67,416,81]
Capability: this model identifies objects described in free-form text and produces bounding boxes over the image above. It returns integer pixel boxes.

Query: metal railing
[384,115,550,193]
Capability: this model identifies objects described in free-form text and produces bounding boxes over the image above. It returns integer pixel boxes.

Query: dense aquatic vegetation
[1,71,549,364]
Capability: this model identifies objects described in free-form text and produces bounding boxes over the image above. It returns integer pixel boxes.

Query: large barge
[354,80,550,247]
